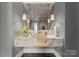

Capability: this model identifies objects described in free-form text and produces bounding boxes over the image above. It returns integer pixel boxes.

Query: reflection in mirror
[14,3,64,48]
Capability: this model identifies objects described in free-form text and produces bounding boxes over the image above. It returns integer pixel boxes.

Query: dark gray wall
[0,3,1,56]
[65,3,77,57]
[77,3,79,56]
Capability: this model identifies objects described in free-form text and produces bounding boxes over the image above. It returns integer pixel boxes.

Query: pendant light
[50,4,54,21]
[27,19,30,23]
[47,18,50,23]
[50,14,54,20]
[22,13,27,20]
[22,5,27,20]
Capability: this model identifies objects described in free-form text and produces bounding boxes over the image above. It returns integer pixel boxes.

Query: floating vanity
[14,34,64,47]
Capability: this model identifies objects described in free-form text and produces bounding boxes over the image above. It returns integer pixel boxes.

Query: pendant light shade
[47,18,50,23]
[27,19,30,23]
[22,13,27,20]
[50,14,54,20]
[22,5,27,20]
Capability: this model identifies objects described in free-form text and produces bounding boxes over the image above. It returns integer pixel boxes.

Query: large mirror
[14,3,64,48]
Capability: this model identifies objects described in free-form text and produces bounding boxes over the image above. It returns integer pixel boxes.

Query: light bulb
[22,13,27,20]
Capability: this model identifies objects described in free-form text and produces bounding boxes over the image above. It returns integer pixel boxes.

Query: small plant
[16,27,32,37]
[19,27,30,33]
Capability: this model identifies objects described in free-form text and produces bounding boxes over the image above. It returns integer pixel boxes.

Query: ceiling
[23,3,54,20]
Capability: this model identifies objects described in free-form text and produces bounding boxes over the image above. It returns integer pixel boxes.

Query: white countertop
[14,35,64,47]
